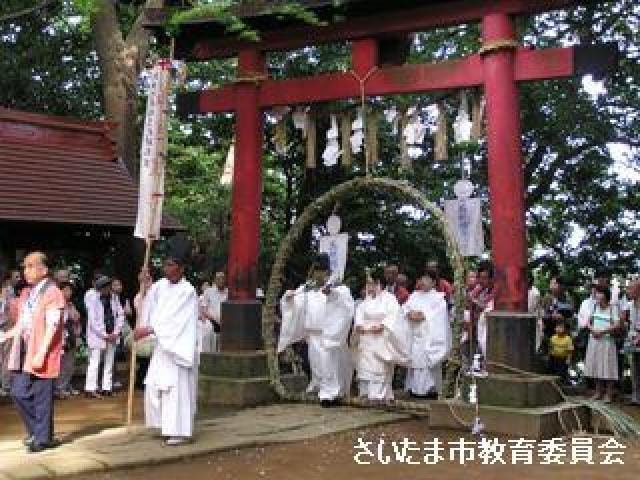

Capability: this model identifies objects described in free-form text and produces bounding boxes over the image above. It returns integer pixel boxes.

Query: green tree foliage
[0,1,101,117]
[0,1,638,293]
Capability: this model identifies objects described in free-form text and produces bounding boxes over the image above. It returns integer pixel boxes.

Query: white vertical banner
[444,197,485,257]
[319,233,349,281]
[134,60,171,240]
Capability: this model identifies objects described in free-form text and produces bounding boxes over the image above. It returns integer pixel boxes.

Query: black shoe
[425,391,438,400]
[320,400,332,408]
[27,443,48,453]
[48,438,62,449]
[23,435,35,447]
[101,390,113,397]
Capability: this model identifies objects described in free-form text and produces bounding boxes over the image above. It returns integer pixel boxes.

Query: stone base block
[429,399,589,439]
[470,373,564,408]
[486,311,538,373]
[198,349,307,407]
[220,300,263,351]
[200,350,270,378]
[199,373,307,407]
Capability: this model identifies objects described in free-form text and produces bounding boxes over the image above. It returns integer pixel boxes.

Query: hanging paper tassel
[274,119,288,155]
[305,112,316,169]
[434,101,448,161]
[471,93,485,140]
[399,109,411,169]
[366,111,379,166]
[322,114,341,167]
[453,91,472,145]
[384,106,399,135]
[293,106,309,138]
[350,108,364,155]
[272,106,290,155]
[340,113,352,167]
[403,106,427,159]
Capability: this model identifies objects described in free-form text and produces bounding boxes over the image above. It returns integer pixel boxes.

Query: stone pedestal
[198,350,307,407]
[220,300,263,351]
[486,311,537,373]
[429,311,587,439]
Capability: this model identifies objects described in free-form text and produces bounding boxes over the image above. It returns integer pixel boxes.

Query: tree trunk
[91,0,164,177]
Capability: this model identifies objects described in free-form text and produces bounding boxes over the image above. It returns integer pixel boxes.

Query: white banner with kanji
[444,197,484,257]
[134,61,171,240]
[319,233,349,281]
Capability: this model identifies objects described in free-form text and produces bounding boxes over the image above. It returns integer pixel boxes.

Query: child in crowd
[548,322,573,384]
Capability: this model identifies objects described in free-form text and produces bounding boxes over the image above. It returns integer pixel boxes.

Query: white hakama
[279,284,354,401]
[404,289,451,396]
[141,278,198,438]
[351,291,409,400]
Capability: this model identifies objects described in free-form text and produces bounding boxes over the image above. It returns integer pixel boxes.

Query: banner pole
[127,237,153,428]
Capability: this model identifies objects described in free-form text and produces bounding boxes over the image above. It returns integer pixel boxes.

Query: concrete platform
[429,399,589,439]
[0,403,410,480]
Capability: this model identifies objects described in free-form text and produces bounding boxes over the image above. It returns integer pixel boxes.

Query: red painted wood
[514,47,574,81]
[351,38,379,76]
[193,48,578,113]
[227,49,266,301]
[482,13,528,312]
[183,0,582,59]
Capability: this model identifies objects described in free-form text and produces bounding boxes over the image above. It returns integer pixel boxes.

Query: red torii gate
[148,0,614,354]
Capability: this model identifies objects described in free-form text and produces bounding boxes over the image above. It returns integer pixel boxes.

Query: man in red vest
[0,251,64,453]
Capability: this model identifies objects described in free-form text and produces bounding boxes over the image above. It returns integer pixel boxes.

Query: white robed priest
[404,269,451,398]
[278,253,355,407]
[134,240,199,446]
[351,268,410,401]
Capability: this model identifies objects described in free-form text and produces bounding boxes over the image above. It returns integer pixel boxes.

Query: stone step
[198,373,307,407]
[199,351,271,378]
[429,399,590,439]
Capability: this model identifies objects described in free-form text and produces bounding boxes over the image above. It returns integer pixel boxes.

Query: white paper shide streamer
[134,61,171,240]
[322,114,341,166]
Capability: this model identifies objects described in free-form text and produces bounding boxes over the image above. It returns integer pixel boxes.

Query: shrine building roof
[0,108,182,232]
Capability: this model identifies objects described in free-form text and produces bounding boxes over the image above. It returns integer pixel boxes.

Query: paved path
[0,404,412,479]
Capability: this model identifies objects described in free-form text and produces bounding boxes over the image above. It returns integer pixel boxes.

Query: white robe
[142,278,198,438]
[197,295,214,354]
[279,284,354,401]
[403,289,451,395]
[201,286,228,353]
[476,299,494,357]
[351,291,410,400]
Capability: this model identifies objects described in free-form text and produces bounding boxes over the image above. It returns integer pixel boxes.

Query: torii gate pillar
[220,49,266,352]
[483,13,528,312]
[482,13,536,372]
